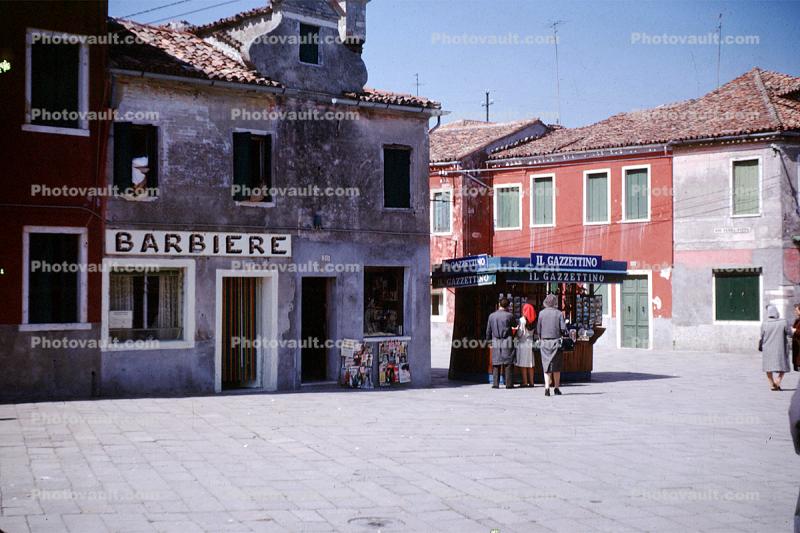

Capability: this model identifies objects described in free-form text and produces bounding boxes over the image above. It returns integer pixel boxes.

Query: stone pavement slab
[0,347,797,532]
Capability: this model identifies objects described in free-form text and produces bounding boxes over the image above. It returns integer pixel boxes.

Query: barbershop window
[109,269,184,341]
[233,132,273,203]
[299,23,320,64]
[113,122,158,197]
[27,232,81,324]
[364,267,405,336]
[383,147,411,208]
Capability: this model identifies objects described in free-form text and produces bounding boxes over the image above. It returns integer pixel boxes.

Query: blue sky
[109,0,800,127]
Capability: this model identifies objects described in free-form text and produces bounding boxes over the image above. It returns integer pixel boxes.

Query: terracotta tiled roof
[109,16,440,110]
[110,18,282,87]
[430,119,545,163]
[341,88,440,109]
[490,68,800,160]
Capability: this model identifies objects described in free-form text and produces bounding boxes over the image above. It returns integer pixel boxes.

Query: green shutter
[733,160,759,215]
[299,23,319,64]
[496,187,519,228]
[587,173,608,222]
[233,131,251,201]
[715,273,760,320]
[433,191,450,232]
[533,177,554,225]
[113,122,133,192]
[625,169,648,220]
[384,148,411,208]
[145,125,158,189]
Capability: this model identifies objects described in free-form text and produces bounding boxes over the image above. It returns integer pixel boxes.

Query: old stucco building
[101,0,442,395]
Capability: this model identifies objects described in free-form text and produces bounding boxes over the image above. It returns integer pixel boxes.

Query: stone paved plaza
[0,347,798,532]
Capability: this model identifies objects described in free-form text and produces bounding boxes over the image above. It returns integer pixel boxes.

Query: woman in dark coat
[792,303,800,372]
[760,304,792,391]
[537,294,566,396]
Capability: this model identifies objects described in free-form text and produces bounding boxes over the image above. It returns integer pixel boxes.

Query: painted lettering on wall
[106,230,292,257]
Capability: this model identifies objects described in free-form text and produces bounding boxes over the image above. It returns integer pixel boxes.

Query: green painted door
[621,276,649,348]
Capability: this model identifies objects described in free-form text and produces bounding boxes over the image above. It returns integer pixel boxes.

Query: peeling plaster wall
[672,142,800,353]
[102,77,432,394]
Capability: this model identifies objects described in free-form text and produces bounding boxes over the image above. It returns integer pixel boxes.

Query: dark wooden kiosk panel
[433,254,628,384]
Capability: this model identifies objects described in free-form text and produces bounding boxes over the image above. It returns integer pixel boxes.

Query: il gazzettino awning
[431,253,629,289]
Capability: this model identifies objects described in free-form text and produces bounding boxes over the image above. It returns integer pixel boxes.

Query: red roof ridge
[751,68,782,129]
[191,6,274,34]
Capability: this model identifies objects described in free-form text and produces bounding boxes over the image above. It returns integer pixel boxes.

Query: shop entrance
[621,276,649,348]
[221,276,261,388]
[301,277,331,382]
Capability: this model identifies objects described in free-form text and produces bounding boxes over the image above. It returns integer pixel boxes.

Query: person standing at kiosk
[486,298,516,389]
[537,294,567,396]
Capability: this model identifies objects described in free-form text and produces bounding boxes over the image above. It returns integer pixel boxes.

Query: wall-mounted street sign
[440,254,490,273]
[106,229,292,257]
[433,273,496,289]
[530,252,602,271]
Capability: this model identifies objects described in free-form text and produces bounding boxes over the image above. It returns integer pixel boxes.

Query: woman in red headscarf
[515,302,537,387]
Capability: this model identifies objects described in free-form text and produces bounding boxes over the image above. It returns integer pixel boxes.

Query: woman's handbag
[561,337,575,351]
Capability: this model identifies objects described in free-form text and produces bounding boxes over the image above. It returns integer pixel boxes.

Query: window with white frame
[431,189,452,234]
[731,159,760,216]
[431,289,445,321]
[23,227,87,327]
[102,259,195,349]
[109,269,184,342]
[530,174,555,226]
[584,170,610,224]
[623,166,650,221]
[25,29,89,134]
[494,184,521,230]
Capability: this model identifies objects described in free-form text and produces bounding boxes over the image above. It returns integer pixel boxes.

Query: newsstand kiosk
[431,253,629,383]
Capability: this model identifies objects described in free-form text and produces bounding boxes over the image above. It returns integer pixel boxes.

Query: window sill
[382,207,413,212]
[22,124,90,137]
[101,339,195,351]
[583,220,610,226]
[494,226,522,232]
[235,200,275,208]
[20,323,92,332]
[730,213,761,219]
[619,217,651,224]
[712,320,761,325]
[362,335,411,341]
[116,194,158,202]
[530,223,556,229]
[432,231,453,236]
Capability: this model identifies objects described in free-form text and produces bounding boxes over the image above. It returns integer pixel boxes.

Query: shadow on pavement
[590,371,677,383]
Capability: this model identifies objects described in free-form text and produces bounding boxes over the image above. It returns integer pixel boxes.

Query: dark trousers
[492,364,513,388]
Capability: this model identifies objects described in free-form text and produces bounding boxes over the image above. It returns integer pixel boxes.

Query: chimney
[336,0,368,54]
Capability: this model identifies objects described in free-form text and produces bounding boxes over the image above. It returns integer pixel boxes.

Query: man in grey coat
[790,386,800,532]
[486,297,516,389]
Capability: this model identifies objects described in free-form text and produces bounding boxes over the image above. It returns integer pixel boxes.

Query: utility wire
[122,0,193,19]
[146,0,242,24]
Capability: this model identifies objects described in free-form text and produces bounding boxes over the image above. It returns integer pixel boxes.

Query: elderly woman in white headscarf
[760,304,792,391]
[537,294,566,396]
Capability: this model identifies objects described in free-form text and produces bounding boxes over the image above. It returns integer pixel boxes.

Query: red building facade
[0,1,109,400]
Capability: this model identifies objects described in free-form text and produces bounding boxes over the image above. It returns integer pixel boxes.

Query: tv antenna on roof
[716,13,723,88]
[482,91,494,122]
[549,20,565,125]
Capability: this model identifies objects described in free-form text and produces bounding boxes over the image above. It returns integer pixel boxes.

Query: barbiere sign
[106,229,292,257]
